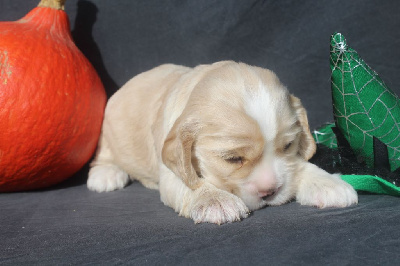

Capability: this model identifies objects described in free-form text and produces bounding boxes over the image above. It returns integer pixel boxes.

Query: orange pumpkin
[0,0,106,192]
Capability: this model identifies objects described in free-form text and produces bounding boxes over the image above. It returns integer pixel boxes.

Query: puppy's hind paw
[185,185,250,225]
[297,173,358,208]
[87,164,129,192]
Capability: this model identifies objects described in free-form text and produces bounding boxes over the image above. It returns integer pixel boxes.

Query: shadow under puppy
[87,61,358,224]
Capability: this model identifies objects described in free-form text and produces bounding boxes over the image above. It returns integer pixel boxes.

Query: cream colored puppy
[87,61,358,224]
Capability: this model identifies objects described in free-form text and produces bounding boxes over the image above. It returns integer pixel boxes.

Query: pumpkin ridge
[19,7,71,38]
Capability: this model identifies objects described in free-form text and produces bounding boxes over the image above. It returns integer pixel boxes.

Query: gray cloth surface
[2,182,400,265]
[1,0,400,265]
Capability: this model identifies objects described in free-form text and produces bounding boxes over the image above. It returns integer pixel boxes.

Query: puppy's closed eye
[279,123,302,154]
[224,156,244,165]
[283,141,293,152]
[280,138,301,155]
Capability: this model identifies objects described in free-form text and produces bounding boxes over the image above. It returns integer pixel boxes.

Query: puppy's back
[101,64,192,185]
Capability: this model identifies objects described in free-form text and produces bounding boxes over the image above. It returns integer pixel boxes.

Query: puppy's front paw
[297,173,358,208]
[185,185,250,224]
[87,164,129,192]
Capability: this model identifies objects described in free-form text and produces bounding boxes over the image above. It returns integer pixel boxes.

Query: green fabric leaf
[330,32,400,171]
[312,123,337,148]
[341,175,400,196]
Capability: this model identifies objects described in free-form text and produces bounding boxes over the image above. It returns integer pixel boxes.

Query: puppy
[87,61,358,224]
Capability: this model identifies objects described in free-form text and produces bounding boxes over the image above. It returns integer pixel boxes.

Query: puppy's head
[162,62,316,210]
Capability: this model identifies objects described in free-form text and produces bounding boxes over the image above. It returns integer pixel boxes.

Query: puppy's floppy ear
[290,95,316,160]
[162,113,204,190]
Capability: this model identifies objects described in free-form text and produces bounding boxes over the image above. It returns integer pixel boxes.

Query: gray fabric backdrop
[1,1,400,265]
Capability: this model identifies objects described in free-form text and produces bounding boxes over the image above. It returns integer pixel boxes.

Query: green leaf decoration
[330,32,400,172]
[311,123,400,196]
[312,123,337,149]
[341,175,400,197]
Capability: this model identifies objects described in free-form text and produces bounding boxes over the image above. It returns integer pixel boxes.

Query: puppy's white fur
[87,61,358,224]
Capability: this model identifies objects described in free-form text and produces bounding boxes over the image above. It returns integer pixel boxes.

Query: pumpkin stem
[38,0,66,10]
